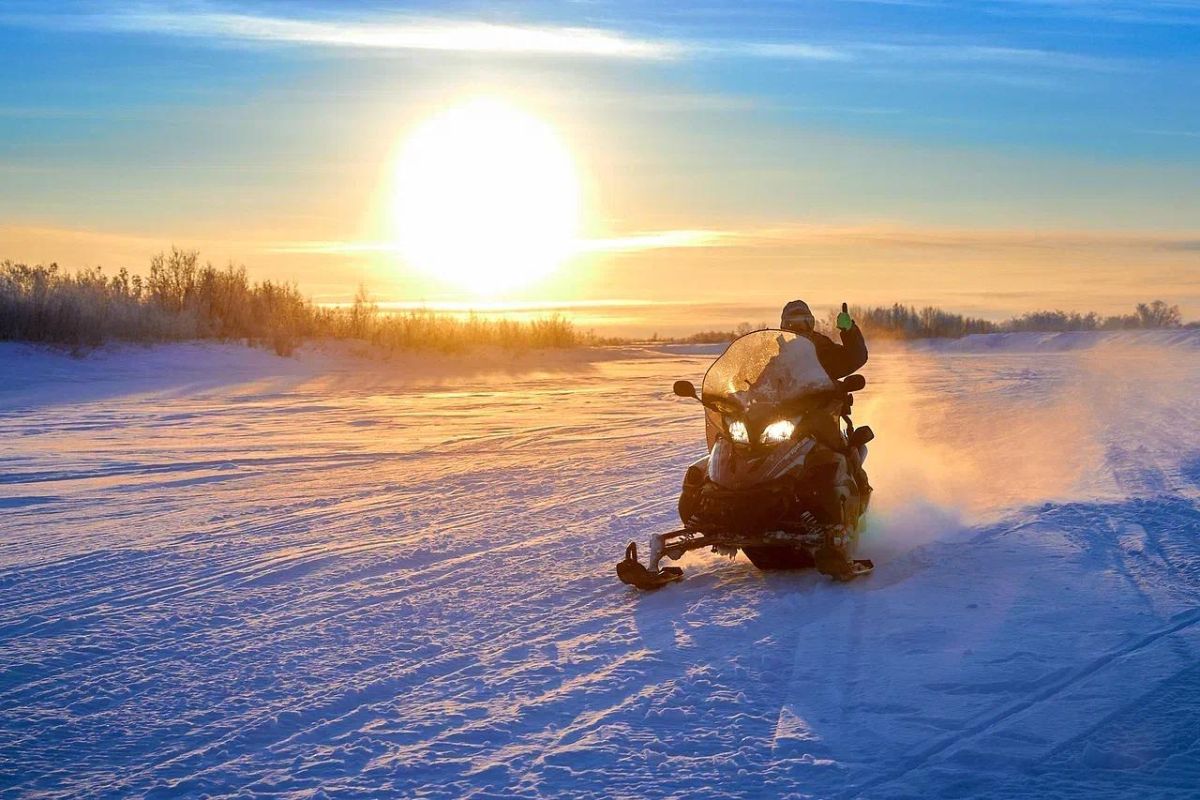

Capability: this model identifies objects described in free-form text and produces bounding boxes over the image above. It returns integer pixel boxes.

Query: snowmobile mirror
[848,426,875,448]
[840,375,866,393]
[673,380,699,400]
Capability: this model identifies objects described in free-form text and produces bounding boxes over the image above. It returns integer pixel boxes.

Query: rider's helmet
[780,299,815,333]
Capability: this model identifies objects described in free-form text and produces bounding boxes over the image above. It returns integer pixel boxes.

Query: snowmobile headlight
[761,419,796,444]
[728,420,750,444]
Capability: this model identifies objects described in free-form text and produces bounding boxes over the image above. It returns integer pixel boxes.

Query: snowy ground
[2,332,1199,799]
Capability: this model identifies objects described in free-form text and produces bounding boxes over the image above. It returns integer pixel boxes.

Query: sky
[0,0,1198,333]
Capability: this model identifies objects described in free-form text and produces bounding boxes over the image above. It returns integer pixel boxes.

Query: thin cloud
[0,106,89,119]
[266,225,1200,256]
[2,7,1120,71]
[267,230,730,256]
[576,230,731,252]
[981,0,1200,26]
[90,9,847,62]
[268,241,403,255]
[707,40,1118,71]
[30,9,683,60]
[732,223,1200,251]
[699,41,851,62]
[1138,128,1200,139]
[853,42,1122,71]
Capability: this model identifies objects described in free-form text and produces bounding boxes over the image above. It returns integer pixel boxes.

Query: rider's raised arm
[837,323,868,376]
[812,323,868,379]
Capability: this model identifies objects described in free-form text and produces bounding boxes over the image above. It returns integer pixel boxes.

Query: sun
[392,99,581,295]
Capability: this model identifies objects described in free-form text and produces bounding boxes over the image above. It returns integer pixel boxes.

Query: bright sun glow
[393,99,581,294]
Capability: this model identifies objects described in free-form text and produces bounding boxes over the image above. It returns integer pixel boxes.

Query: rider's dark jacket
[792,324,869,457]
[794,324,868,379]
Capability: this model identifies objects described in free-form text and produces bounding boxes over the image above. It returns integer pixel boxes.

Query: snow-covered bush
[0,251,588,353]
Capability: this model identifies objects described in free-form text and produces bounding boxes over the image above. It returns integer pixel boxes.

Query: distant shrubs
[842,304,997,340]
[844,300,1184,340]
[652,300,1187,344]
[358,307,584,352]
[654,322,771,344]
[1003,301,1182,334]
[0,251,586,354]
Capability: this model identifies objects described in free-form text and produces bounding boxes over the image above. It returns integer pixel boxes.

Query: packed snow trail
[1,334,1198,799]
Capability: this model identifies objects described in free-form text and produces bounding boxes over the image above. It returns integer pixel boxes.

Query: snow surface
[2,332,1199,799]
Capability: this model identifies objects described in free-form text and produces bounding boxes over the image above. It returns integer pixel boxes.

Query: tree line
[1,251,1191,352]
[0,251,584,354]
[655,301,1189,344]
[844,301,1187,339]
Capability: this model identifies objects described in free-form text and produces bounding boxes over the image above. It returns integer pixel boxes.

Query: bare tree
[1135,300,1182,329]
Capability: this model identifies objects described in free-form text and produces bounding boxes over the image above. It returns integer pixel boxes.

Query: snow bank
[903,328,1200,353]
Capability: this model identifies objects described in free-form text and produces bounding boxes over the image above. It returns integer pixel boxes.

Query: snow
[1,331,1198,799]
[904,328,1200,354]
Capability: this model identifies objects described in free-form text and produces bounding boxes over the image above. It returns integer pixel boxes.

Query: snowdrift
[904,328,1200,353]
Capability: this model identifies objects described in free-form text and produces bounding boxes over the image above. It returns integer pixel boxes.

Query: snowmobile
[617,328,875,590]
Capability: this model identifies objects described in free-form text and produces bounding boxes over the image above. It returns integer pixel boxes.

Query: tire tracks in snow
[837,605,1200,799]
[0,455,673,712]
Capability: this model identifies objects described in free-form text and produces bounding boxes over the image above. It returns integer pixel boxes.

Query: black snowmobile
[617,328,875,590]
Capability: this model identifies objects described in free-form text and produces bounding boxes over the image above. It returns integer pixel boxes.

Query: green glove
[836,302,854,331]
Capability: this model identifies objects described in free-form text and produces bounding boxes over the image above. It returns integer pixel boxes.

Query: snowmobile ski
[616,542,683,590]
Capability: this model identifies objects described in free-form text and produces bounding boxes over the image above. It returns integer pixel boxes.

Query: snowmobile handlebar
[840,374,866,393]
[673,380,732,415]
[673,380,746,416]
[673,380,701,399]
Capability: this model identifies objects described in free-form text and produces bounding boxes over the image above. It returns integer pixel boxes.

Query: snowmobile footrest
[616,542,683,590]
[852,558,874,576]
[816,545,876,581]
[830,559,876,581]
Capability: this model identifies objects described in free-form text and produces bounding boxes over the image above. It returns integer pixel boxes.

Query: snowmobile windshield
[702,329,836,419]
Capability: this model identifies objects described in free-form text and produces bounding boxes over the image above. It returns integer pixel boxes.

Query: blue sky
[0,1,1197,325]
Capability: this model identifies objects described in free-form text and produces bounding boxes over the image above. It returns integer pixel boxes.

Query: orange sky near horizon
[3,215,1196,326]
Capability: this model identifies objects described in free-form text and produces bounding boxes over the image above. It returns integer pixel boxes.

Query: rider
[780,299,867,378]
[779,299,868,454]
[779,299,869,469]
[781,300,871,578]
